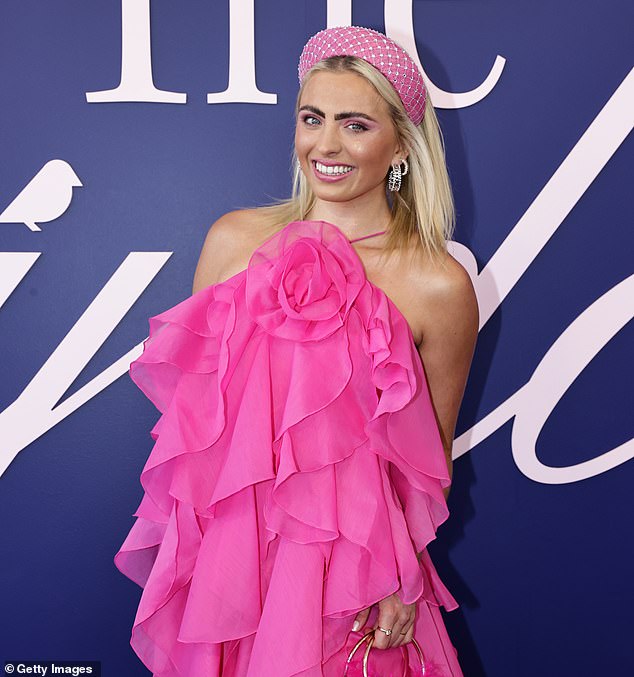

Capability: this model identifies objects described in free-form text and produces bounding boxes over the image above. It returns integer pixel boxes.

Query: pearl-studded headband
[298,25,428,126]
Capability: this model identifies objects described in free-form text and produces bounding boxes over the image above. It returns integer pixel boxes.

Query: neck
[306,194,392,239]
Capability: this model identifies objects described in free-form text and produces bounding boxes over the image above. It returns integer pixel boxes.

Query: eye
[300,114,321,126]
[346,121,368,132]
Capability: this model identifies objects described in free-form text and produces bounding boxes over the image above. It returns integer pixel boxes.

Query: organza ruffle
[114,220,460,676]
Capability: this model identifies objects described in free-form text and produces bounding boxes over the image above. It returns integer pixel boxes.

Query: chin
[310,182,384,206]
[311,188,359,204]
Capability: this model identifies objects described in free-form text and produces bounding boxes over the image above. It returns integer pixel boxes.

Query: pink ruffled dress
[114,219,463,676]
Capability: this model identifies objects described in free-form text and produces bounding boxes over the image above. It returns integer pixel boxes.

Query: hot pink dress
[114,219,463,676]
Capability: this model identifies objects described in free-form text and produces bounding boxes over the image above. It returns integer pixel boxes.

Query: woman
[115,26,478,676]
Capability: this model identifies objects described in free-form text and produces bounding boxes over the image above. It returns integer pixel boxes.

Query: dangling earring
[388,158,408,192]
[388,163,401,192]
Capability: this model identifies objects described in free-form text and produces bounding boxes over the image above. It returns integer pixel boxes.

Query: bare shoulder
[419,248,476,300]
[405,246,479,346]
[192,207,272,294]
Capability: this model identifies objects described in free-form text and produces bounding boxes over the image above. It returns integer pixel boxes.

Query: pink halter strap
[349,230,386,244]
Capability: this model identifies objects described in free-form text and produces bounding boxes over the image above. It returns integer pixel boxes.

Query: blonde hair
[251,55,455,264]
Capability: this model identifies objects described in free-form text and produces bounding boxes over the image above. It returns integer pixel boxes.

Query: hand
[352,592,416,650]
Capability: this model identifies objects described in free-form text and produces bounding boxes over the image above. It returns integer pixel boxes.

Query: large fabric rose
[245,220,366,341]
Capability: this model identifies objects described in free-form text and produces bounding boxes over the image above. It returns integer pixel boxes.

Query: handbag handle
[343,629,427,676]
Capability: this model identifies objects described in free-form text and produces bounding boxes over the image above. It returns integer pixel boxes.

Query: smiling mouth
[313,161,354,176]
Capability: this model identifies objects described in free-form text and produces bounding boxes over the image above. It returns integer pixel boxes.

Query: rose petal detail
[246,220,366,341]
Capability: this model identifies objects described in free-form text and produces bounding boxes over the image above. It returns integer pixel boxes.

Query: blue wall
[1,1,632,675]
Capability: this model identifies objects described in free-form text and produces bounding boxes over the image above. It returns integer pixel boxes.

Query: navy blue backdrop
[1,1,632,675]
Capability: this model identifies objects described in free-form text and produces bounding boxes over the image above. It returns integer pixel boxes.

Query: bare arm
[416,258,479,501]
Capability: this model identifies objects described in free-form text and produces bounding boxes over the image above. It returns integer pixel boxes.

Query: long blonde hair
[251,55,456,264]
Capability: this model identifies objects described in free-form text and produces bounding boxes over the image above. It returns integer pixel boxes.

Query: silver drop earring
[388,158,408,192]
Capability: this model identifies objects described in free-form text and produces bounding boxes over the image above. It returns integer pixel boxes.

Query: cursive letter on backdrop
[0,253,171,476]
[0,254,41,309]
[451,67,634,483]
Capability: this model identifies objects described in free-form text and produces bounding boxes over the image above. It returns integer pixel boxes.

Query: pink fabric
[298,26,428,126]
[114,220,462,676]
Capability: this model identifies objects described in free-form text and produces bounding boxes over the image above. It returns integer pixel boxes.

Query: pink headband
[298,25,427,126]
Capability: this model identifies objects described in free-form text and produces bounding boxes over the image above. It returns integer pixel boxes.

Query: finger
[373,609,398,650]
[384,613,410,649]
[404,622,415,645]
[392,616,414,648]
[400,604,418,646]
[352,606,371,632]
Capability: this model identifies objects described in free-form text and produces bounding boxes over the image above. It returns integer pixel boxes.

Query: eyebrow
[298,104,377,122]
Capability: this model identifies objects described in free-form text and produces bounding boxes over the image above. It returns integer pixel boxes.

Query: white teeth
[315,161,353,176]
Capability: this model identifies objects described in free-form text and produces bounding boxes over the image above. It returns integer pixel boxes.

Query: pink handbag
[342,628,444,676]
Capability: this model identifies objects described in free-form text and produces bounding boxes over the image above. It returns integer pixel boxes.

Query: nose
[315,121,342,156]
